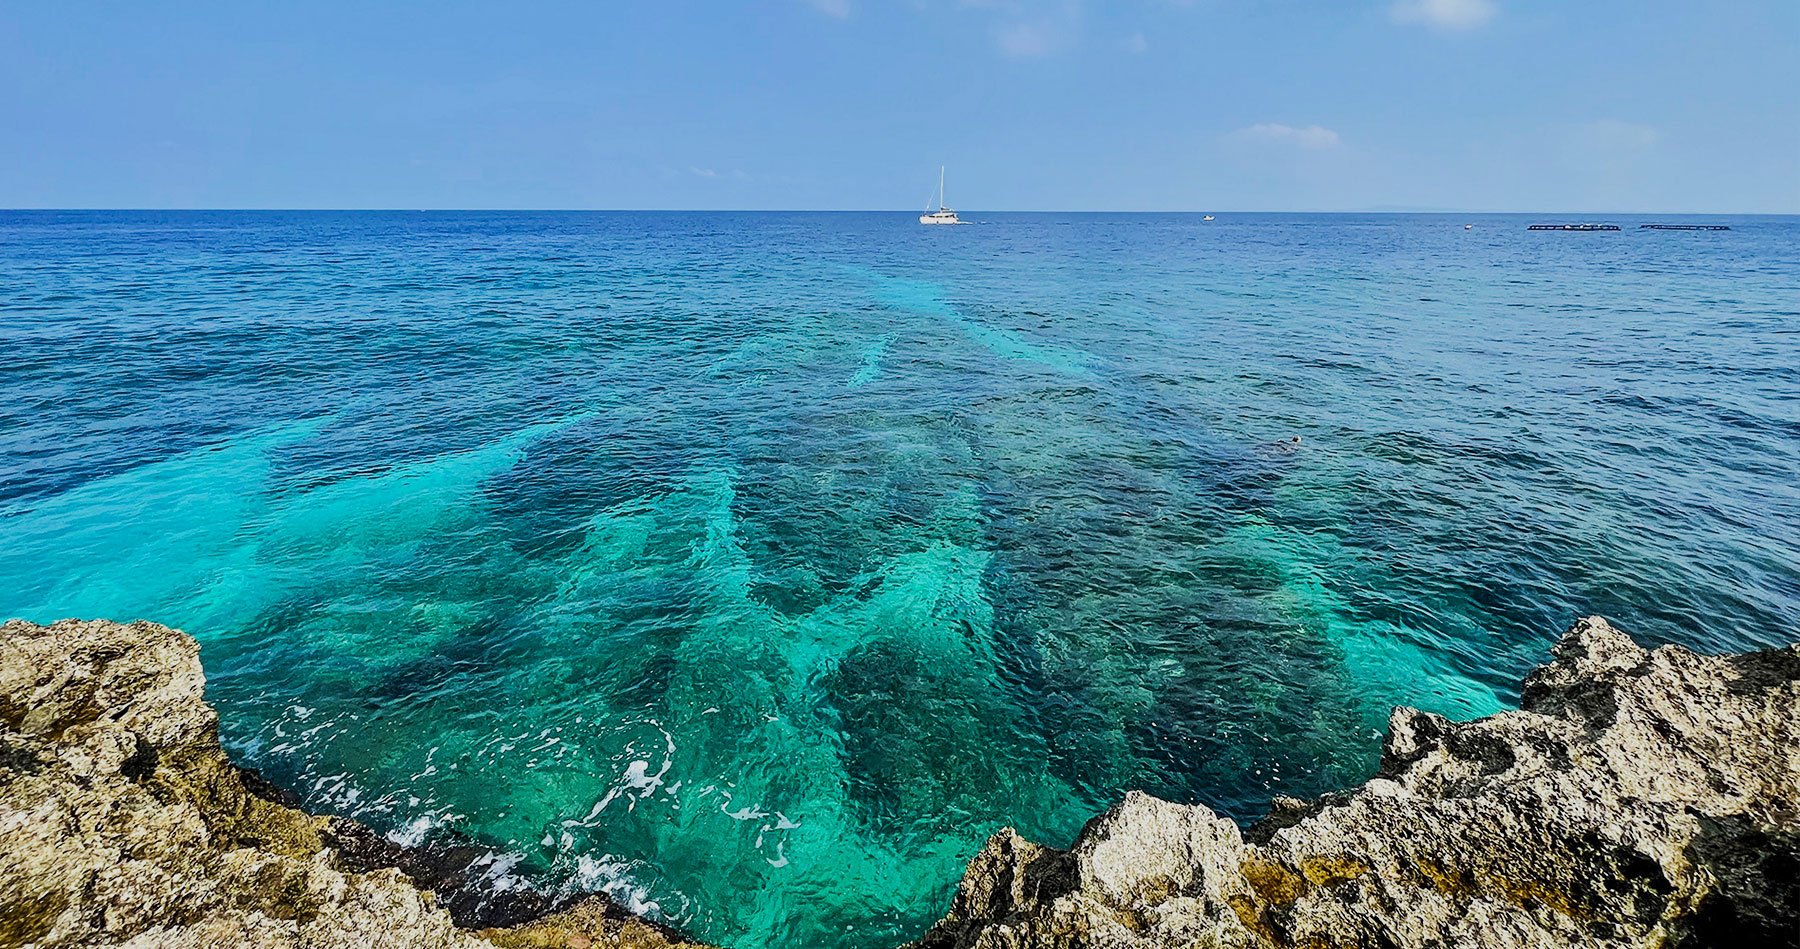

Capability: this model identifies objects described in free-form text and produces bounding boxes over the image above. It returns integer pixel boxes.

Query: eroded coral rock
[910,617,1800,949]
[0,619,710,949]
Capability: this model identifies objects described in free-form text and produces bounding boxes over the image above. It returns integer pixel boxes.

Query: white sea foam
[575,854,663,919]
[387,811,459,848]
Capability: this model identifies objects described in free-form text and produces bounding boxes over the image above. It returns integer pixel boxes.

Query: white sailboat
[920,166,961,225]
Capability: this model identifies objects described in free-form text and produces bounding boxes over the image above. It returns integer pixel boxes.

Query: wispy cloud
[1234,123,1342,149]
[690,167,718,178]
[995,20,1063,56]
[1124,32,1149,54]
[804,0,1104,59]
[973,0,1082,58]
[804,0,851,19]
[1579,119,1659,148]
[1390,0,1496,31]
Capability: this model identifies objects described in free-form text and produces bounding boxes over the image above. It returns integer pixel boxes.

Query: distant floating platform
[1528,224,1621,231]
[1640,224,1731,230]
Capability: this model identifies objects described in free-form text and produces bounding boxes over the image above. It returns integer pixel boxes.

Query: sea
[2,210,1796,948]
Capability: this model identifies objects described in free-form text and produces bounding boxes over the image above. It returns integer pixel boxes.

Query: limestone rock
[909,617,1800,949]
[479,897,701,949]
[0,619,711,949]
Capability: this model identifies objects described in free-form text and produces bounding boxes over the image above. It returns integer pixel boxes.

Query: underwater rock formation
[0,618,709,949]
[909,617,1799,949]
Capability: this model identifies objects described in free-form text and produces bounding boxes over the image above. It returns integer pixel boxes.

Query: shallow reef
[3,616,1796,949]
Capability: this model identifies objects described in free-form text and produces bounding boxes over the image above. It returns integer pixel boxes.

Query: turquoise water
[3,210,1796,947]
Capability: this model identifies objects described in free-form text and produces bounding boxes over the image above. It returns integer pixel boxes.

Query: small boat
[920,167,961,225]
[1203,215,1215,221]
[1464,224,1474,230]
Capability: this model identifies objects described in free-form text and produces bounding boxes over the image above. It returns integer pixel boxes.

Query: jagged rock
[909,617,1800,949]
[0,619,712,949]
[478,897,701,949]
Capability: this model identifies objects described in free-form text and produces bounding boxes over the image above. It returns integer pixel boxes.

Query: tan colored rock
[910,617,1800,949]
[0,619,711,949]
[479,896,700,948]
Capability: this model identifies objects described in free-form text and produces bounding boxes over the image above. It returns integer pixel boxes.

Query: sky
[2,1,1796,211]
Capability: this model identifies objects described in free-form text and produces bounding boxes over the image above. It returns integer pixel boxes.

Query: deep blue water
[2,210,1797,948]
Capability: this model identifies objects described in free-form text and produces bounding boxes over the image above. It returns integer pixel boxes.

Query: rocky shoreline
[907,617,1799,948]
[4,616,1796,948]
[0,618,711,949]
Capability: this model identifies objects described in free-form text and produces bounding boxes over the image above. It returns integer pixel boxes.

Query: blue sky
[2,1,1795,211]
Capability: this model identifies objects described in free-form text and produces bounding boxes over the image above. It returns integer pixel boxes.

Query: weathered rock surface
[909,617,1800,949]
[0,619,711,949]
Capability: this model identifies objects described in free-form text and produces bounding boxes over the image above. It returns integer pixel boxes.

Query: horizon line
[3,208,1794,216]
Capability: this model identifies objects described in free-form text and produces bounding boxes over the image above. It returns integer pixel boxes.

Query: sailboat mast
[939,166,946,209]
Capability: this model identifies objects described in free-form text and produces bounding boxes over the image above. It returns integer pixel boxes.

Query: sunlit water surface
[3,211,1796,948]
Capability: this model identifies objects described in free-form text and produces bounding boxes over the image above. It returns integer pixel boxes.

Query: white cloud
[1390,0,1496,31]
[690,167,718,178]
[1235,123,1342,149]
[805,0,851,18]
[1124,32,1149,54]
